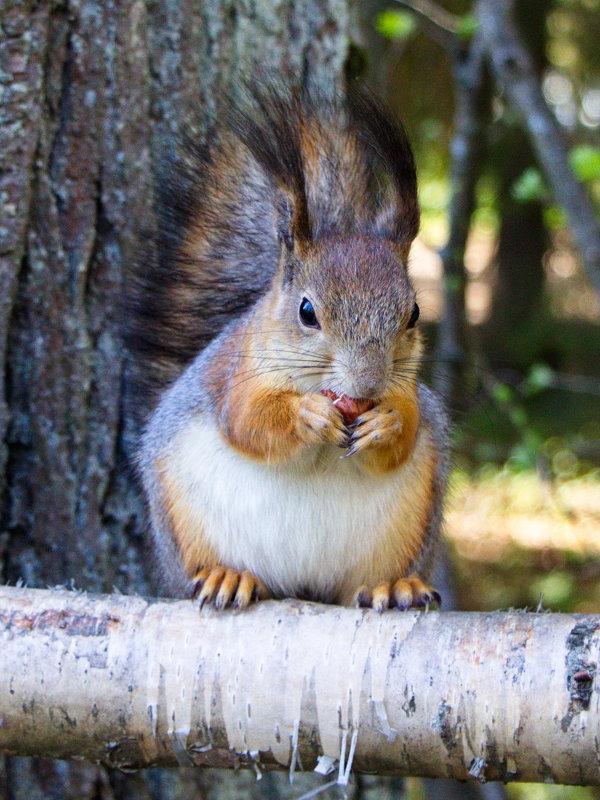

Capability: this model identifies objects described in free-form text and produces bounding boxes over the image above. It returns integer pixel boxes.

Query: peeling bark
[1,587,600,786]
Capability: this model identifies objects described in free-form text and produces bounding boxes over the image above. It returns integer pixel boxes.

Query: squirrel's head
[267,234,422,402]
[231,85,423,403]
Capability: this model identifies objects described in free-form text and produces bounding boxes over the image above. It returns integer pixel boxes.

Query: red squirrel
[131,86,449,611]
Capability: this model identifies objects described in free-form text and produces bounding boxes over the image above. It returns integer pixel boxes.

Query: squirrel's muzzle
[344,346,389,400]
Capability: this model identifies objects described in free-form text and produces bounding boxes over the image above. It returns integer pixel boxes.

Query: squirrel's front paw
[345,405,403,456]
[192,566,270,610]
[295,393,348,447]
[353,574,440,613]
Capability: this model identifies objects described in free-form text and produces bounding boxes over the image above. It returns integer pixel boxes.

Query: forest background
[374,0,600,626]
[1,0,599,798]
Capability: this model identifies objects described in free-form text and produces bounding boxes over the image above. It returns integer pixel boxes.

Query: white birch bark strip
[0,586,599,785]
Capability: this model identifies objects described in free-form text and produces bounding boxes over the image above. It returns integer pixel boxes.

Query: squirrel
[130,85,450,612]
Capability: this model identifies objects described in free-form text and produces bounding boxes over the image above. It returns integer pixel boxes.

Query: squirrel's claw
[193,566,225,608]
[343,405,403,458]
[352,574,440,613]
[393,575,441,610]
[233,570,271,608]
[192,566,270,610]
[296,393,347,447]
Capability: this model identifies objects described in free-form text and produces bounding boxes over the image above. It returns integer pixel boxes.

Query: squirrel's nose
[350,359,388,399]
[353,377,386,399]
[341,344,389,399]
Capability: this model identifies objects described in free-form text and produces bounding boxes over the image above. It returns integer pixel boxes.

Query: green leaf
[492,383,513,405]
[456,15,479,39]
[375,10,417,40]
[524,364,554,394]
[507,444,535,472]
[511,168,546,202]
[569,145,600,182]
[531,571,575,608]
[509,407,528,427]
[543,205,567,230]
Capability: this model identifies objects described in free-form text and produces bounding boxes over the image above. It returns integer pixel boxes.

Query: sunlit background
[363,0,600,687]
[361,4,600,793]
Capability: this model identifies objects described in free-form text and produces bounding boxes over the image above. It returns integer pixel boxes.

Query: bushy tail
[127,84,419,415]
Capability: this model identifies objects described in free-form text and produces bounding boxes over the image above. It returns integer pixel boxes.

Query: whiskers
[212,335,466,406]
[392,353,468,392]
[223,349,437,402]
[212,341,337,401]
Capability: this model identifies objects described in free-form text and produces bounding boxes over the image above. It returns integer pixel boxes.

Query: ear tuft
[277,193,296,253]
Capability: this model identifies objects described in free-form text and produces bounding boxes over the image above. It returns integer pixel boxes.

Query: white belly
[166,417,408,598]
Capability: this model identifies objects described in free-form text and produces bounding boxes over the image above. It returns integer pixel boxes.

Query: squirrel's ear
[375,202,417,259]
[276,193,296,254]
[275,188,310,279]
[347,88,420,248]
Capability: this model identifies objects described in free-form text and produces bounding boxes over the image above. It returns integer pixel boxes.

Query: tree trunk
[0,1,354,797]
[482,0,548,363]
[3,587,600,787]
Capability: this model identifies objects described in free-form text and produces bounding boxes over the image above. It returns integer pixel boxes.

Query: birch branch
[477,0,600,296]
[1,586,599,785]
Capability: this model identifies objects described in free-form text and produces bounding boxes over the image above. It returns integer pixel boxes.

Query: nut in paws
[345,405,403,456]
[296,393,348,446]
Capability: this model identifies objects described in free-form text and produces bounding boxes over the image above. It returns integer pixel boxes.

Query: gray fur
[410,384,452,582]
[137,322,243,597]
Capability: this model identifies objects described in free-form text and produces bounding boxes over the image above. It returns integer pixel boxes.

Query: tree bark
[2,587,600,786]
[433,33,489,410]
[0,1,355,797]
[481,0,548,364]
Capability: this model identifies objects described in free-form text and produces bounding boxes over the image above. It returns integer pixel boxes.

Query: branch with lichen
[1,585,599,786]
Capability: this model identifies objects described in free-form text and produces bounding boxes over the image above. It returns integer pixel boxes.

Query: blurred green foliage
[370,4,600,796]
[511,168,547,203]
[375,9,417,39]
[570,144,600,182]
[507,785,600,800]
[455,13,478,39]
[406,774,600,798]
[375,0,600,231]
[511,145,600,209]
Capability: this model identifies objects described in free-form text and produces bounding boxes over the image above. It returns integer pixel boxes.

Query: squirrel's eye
[407,302,420,329]
[299,297,320,329]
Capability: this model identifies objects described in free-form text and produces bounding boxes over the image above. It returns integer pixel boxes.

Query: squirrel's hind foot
[192,566,270,610]
[354,574,440,613]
